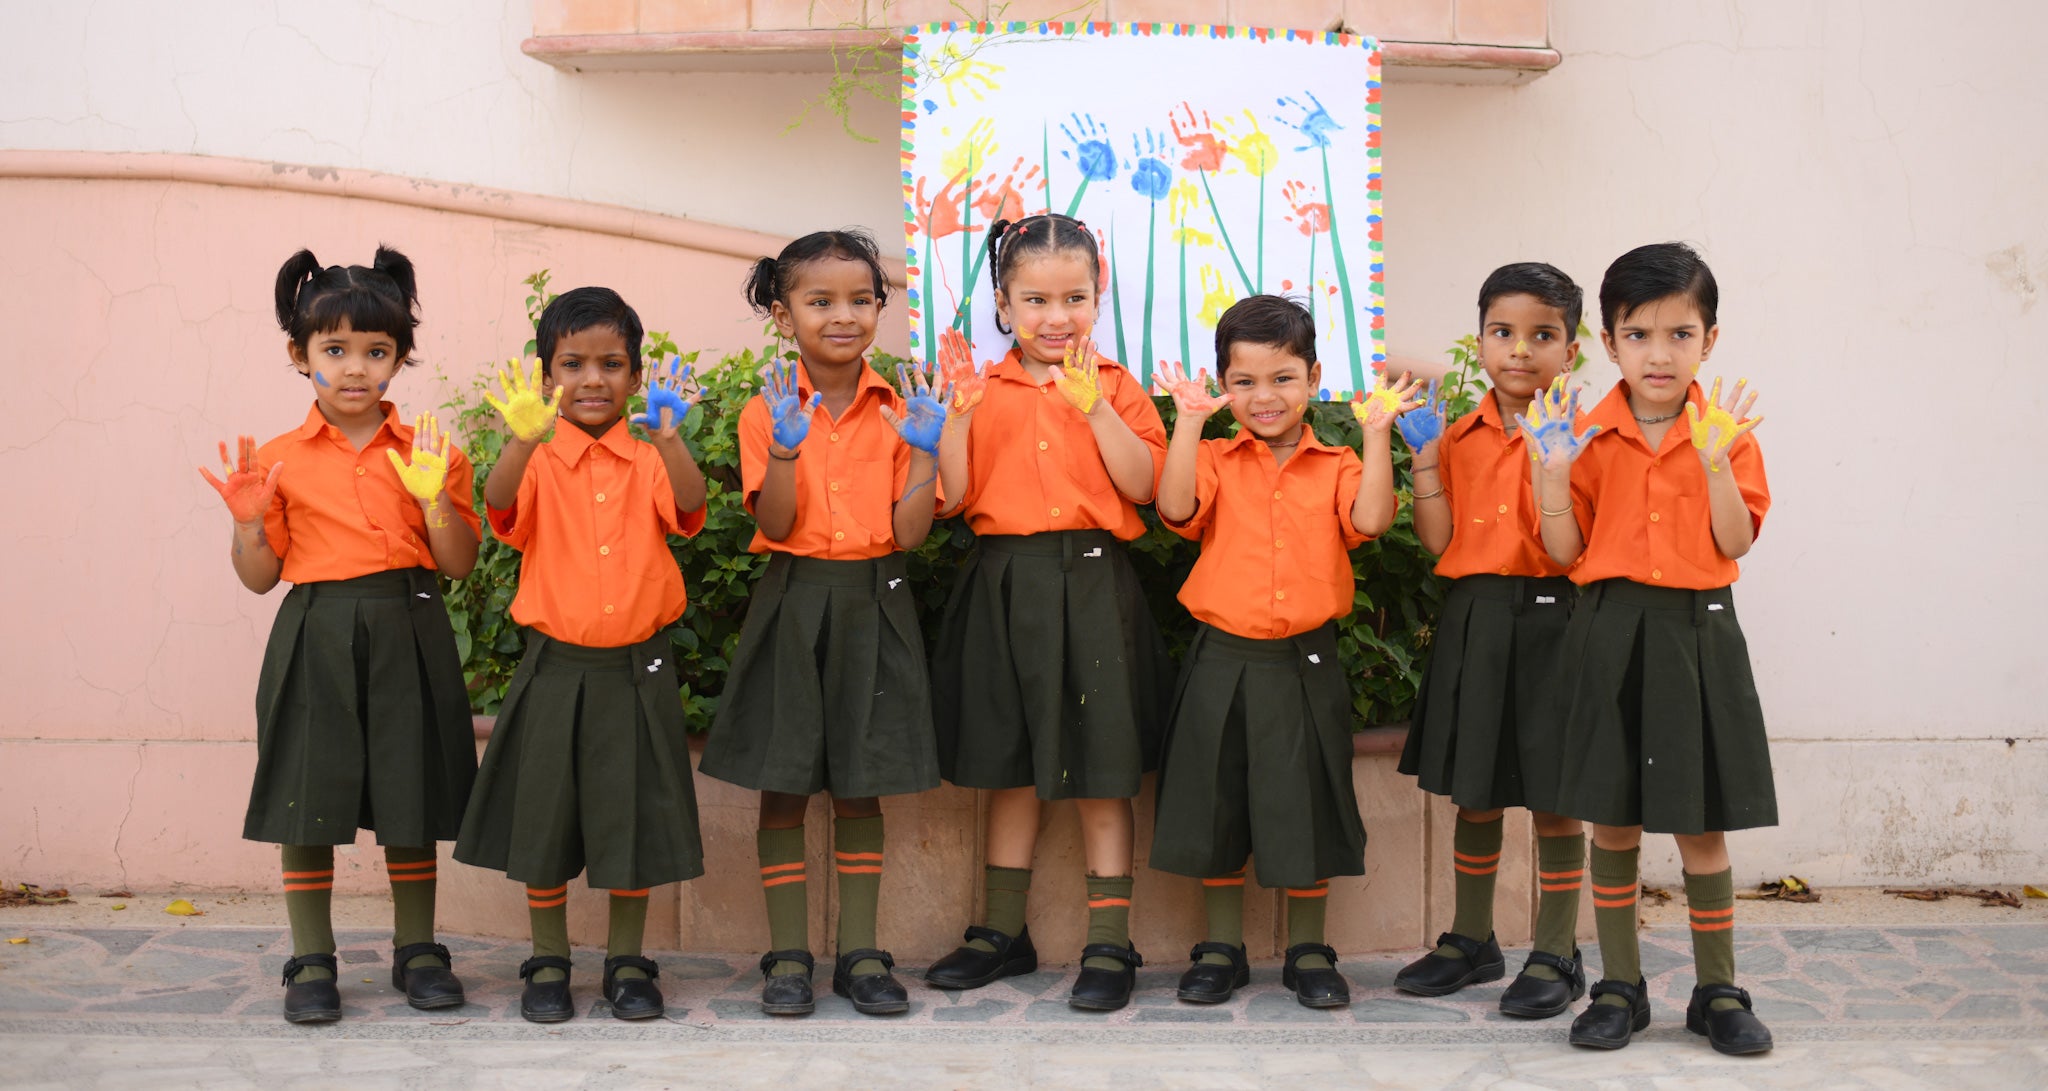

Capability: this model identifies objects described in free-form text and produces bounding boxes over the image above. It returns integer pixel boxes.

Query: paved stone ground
[2,921,2044,1087]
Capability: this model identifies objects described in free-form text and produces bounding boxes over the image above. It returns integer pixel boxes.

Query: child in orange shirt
[1150,294,1417,1008]
[454,287,709,1023]
[699,230,947,1017]
[1394,263,1590,1019]
[1529,242,1774,1055]
[200,246,481,1024]
[923,213,1172,1012]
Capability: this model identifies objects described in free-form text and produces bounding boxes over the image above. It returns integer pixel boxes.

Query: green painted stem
[1064,176,1091,218]
[1320,148,1365,391]
[1196,169,1256,296]
[1109,221,1128,370]
[1176,222,1189,369]
[1255,176,1266,291]
[959,177,974,332]
[922,230,936,362]
[1305,228,1318,328]
[1139,203,1156,385]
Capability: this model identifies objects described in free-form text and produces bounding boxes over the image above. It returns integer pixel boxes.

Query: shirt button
[1273,490,1283,500]
[599,545,611,556]
[1650,512,1661,522]
[1651,569,1662,581]
[1275,539,1285,549]
[830,481,841,492]
[604,604,615,614]
[1038,440,1049,451]
[1500,566,1511,575]
[834,531,845,541]
[1497,504,1509,514]
[829,432,841,442]
[595,492,606,502]
[1275,590,1286,601]
[1050,507,1061,517]
[355,467,366,476]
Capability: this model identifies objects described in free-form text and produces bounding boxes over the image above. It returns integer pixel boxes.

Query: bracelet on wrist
[1412,486,1445,501]
[769,449,800,462]
[1410,463,1438,474]
[1539,502,1574,518]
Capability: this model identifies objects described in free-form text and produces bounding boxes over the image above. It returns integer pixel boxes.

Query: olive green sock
[1287,882,1332,970]
[526,884,571,984]
[969,866,1032,954]
[758,826,810,976]
[833,816,887,977]
[1436,815,1503,960]
[1527,833,1586,983]
[1199,871,1247,965]
[1685,868,1744,1012]
[1082,875,1134,972]
[608,890,650,980]
[281,845,336,983]
[1590,845,1640,1007]
[383,845,442,971]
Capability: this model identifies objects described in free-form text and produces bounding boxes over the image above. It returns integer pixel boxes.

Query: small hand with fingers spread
[936,328,989,414]
[633,356,702,437]
[1346,371,1423,432]
[766,358,823,454]
[1049,336,1106,416]
[1394,378,1447,453]
[882,361,952,456]
[484,358,563,442]
[1153,359,1232,420]
[1685,376,1762,473]
[387,412,451,503]
[1514,377,1601,470]
[199,435,283,525]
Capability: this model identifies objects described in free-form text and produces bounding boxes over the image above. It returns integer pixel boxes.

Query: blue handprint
[1129,130,1172,200]
[766,359,822,452]
[1060,112,1119,182]
[1513,379,1601,466]
[632,356,699,434]
[889,362,952,456]
[1394,378,1446,452]
[1275,92,1342,152]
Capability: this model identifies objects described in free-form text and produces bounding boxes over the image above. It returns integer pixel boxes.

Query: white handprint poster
[901,20,1384,394]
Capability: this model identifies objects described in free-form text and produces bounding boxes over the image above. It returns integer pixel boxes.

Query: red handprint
[914,175,979,240]
[1283,179,1331,237]
[1169,103,1228,173]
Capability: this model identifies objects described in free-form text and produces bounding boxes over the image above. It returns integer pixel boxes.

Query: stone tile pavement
[2,921,2044,1087]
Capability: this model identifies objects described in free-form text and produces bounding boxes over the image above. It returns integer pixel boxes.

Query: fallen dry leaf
[7,937,26,944]
[0,883,73,908]
[1737,876,1822,903]
[1883,887,2021,908]
[2025,885,2046,899]
[111,905,126,911]
[1640,885,1673,905]
[99,891,133,899]
[163,899,203,917]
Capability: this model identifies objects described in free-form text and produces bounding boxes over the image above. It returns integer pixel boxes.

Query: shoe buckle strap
[759,949,816,976]
[1079,943,1142,968]
[281,952,337,986]
[517,955,574,980]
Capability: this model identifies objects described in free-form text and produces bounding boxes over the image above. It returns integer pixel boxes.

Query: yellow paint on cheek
[1015,327,1035,340]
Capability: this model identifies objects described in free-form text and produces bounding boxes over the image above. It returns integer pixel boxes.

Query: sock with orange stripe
[609,889,651,980]
[526,883,571,983]
[968,866,1033,953]
[1287,881,1333,970]
[1684,868,1742,1012]
[1527,833,1586,982]
[1437,814,1503,959]
[384,846,442,971]
[1082,874,1134,971]
[280,844,336,983]
[758,826,810,976]
[1198,870,1247,965]
[1590,844,1640,1007]
[833,816,886,977]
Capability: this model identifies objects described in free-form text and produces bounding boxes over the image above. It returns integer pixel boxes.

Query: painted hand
[1394,378,1447,452]
[766,358,822,453]
[880,362,951,456]
[1153,359,1232,420]
[936,328,988,413]
[1513,377,1602,470]
[1685,376,1762,473]
[633,356,701,436]
[483,358,562,442]
[1049,336,1105,416]
[198,435,283,525]
[386,412,451,503]
[1347,371,1422,432]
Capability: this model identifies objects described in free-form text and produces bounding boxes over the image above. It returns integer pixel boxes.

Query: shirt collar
[547,417,638,467]
[1218,416,1337,457]
[792,357,894,404]
[292,400,404,443]
[1584,379,1705,449]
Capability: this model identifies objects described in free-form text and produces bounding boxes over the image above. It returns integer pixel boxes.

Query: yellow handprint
[1685,376,1762,472]
[1167,179,1216,247]
[483,358,563,442]
[942,116,998,182]
[933,42,1004,109]
[1215,110,1277,177]
[1349,372,1421,430]
[1050,336,1105,417]
[1196,265,1236,328]
[387,413,453,525]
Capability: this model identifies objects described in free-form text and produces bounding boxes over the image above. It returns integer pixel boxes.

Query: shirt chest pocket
[1274,495,1353,597]
[837,454,898,541]
[1062,418,1118,500]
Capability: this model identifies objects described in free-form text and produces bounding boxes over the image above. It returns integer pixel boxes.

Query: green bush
[440,272,1496,729]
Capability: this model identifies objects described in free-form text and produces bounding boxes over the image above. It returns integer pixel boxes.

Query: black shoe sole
[1498,995,1573,1019]
[1066,994,1130,1012]
[405,993,466,1011]
[1393,961,1505,997]
[1687,1009,1774,1054]
[1175,988,1234,1004]
[1292,993,1351,1010]
[282,1008,341,1024]
[836,993,910,1015]
[924,955,1037,991]
[1568,1006,1651,1049]
[762,1000,816,1016]
[610,1006,665,1021]
[520,1008,574,1024]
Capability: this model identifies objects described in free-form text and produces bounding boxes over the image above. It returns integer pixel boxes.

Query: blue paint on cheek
[314,372,330,387]
[377,381,388,393]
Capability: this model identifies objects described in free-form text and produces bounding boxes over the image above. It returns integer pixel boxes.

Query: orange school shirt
[1432,392,1570,580]
[954,347,1166,541]
[1566,380,1770,590]
[1166,428,1371,640]
[486,420,705,648]
[259,401,482,585]
[739,360,916,559]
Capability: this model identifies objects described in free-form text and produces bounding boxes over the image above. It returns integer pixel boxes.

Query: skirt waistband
[296,568,438,600]
[535,632,658,672]
[1582,578,1735,621]
[773,552,904,588]
[1196,621,1335,664]
[1451,574,1576,612]
[977,529,1122,563]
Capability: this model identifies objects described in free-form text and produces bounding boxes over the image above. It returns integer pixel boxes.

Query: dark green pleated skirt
[1149,623,1366,888]
[931,530,1172,800]
[454,630,704,889]
[1552,579,1777,834]
[243,568,476,847]
[700,552,939,798]
[1398,574,1577,813]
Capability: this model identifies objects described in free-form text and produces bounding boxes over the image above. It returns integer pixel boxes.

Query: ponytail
[272,244,422,365]
[743,257,781,315]
[743,230,890,315]
[273,249,322,332]
[372,245,419,310]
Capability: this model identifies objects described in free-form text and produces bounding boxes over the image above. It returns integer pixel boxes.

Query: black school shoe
[280,953,342,1024]
[1687,984,1774,1055]
[925,925,1038,990]
[391,942,465,1011]
[1282,943,1352,1009]
[602,955,664,1020]
[832,948,910,1015]
[1498,948,1586,1019]
[1568,978,1651,1049]
[1176,942,1250,1004]
[1392,931,1506,996]
[518,955,576,1023]
[1068,943,1143,1011]
[758,949,816,1016]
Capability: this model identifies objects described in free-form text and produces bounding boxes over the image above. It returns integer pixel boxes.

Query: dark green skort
[1552,579,1778,834]
[1399,574,1577,813]
[243,568,476,847]
[931,529,1172,800]
[700,552,939,798]
[454,630,704,890]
